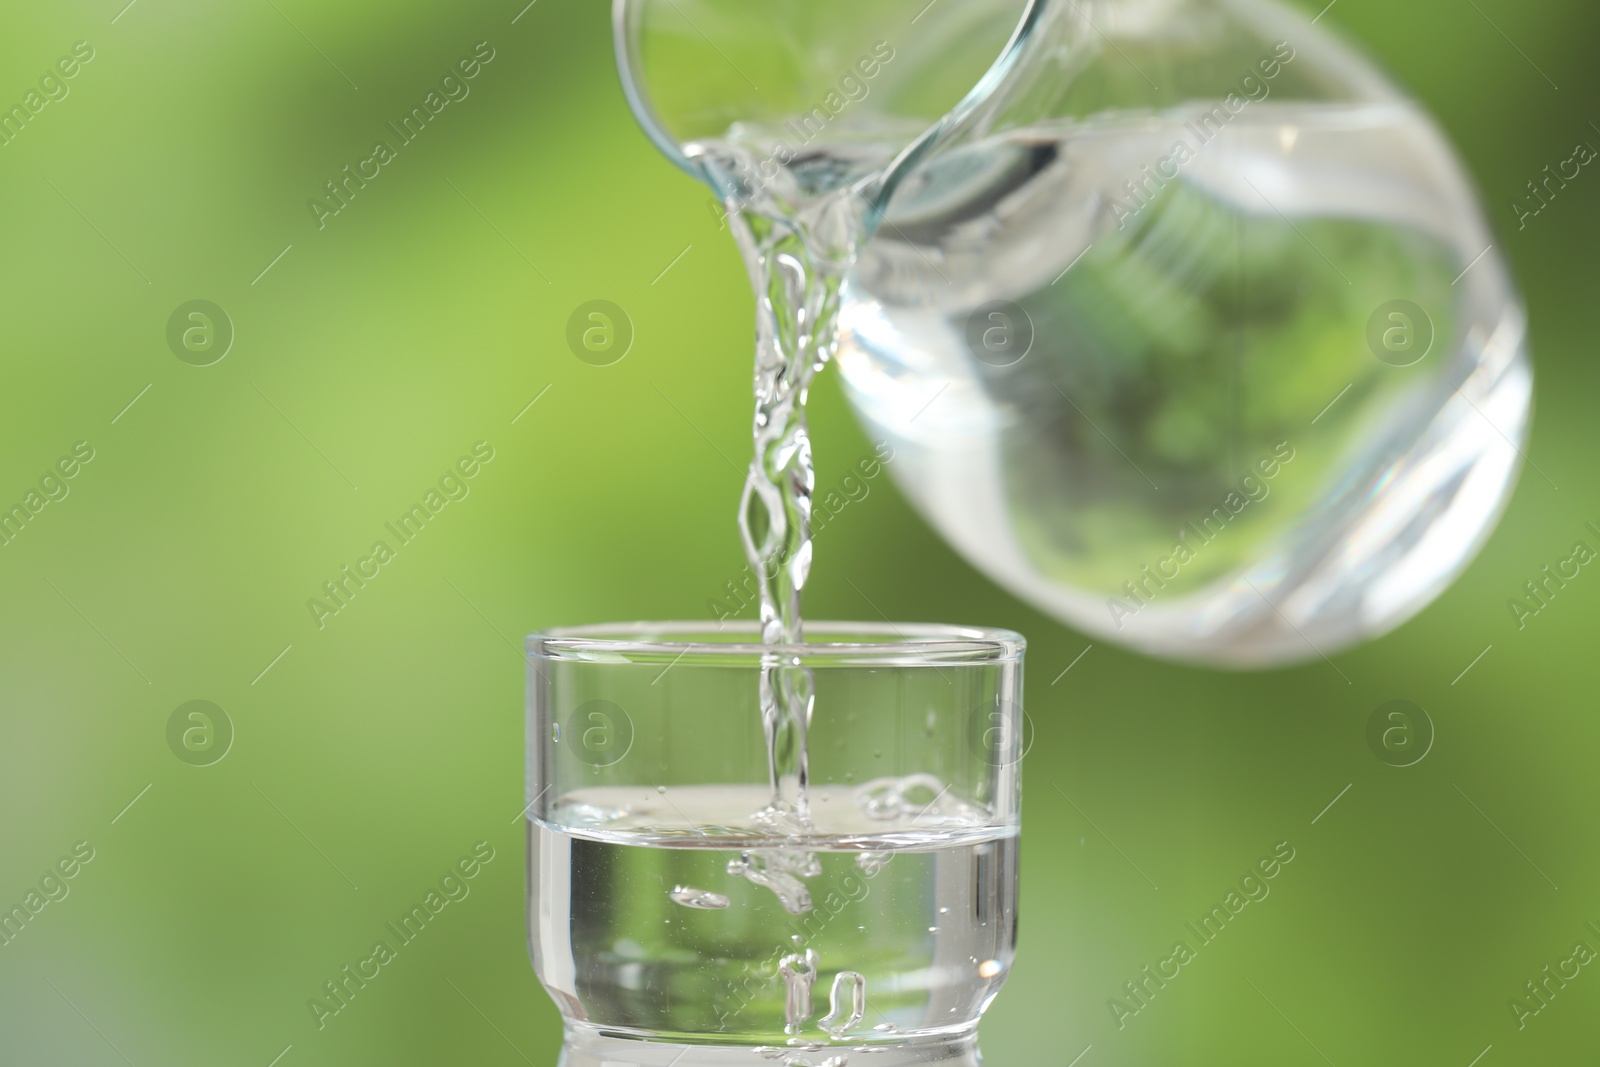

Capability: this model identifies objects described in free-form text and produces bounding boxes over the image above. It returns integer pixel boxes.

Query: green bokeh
[1,1,1597,1064]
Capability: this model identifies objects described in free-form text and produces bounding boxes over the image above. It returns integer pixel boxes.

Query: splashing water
[684,128,892,919]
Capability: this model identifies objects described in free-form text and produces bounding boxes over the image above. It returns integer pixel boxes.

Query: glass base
[557,1026,982,1066]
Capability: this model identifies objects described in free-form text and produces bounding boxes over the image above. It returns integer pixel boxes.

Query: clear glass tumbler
[526,622,1026,1066]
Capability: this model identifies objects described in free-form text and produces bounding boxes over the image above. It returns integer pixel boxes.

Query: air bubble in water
[857,773,958,821]
[778,949,820,1036]
[669,885,730,910]
[728,849,820,914]
[818,971,866,1039]
[855,851,891,875]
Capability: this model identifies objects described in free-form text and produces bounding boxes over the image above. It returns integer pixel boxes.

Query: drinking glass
[526,622,1026,1066]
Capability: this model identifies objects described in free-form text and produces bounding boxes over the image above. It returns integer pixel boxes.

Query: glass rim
[527,620,1025,666]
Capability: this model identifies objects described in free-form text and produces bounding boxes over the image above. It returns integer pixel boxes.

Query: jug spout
[614,0,1038,213]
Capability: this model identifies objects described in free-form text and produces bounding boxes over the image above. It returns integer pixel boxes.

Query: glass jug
[617,0,1531,667]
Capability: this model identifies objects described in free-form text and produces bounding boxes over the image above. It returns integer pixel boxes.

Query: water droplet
[550,723,561,741]
[669,885,730,910]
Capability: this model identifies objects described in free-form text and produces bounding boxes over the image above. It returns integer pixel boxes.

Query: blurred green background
[1,0,1598,1064]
